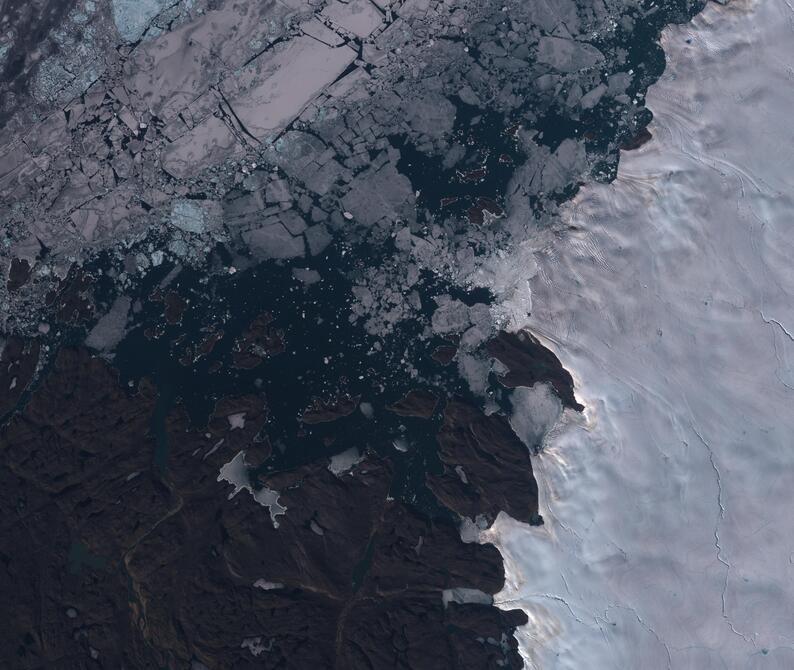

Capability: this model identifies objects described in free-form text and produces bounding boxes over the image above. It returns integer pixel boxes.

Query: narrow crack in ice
[689,423,756,645]
[499,594,592,630]
[760,311,794,342]
[598,604,673,670]
[760,310,794,392]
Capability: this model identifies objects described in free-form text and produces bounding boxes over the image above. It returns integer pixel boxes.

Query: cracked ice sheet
[220,37,356,140]
[481,1,794,668]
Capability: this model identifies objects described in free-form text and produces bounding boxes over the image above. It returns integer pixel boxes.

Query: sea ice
[112,0,168,42]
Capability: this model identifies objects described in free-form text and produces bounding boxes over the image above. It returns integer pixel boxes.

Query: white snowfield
[482,0,794,667]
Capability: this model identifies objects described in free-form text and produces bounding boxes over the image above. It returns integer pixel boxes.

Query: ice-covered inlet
[217,451,286,528]
[483,0,794,667]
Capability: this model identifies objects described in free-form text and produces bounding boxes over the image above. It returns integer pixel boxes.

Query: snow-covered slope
[484,1,794,667]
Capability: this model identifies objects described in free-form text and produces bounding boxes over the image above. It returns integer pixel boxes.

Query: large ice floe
[482,0,794,667]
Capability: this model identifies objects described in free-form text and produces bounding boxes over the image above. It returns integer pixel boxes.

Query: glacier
[482,0,794,667]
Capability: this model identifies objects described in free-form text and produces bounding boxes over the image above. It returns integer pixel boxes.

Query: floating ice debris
[292,268,321,285]
[321,0,384,39]
[536,36,604,73]
[170,200,208,235]
[85,296,131,352]
[112,0,168,43]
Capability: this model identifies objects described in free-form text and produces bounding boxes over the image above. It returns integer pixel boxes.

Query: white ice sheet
[482,1,794,667]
